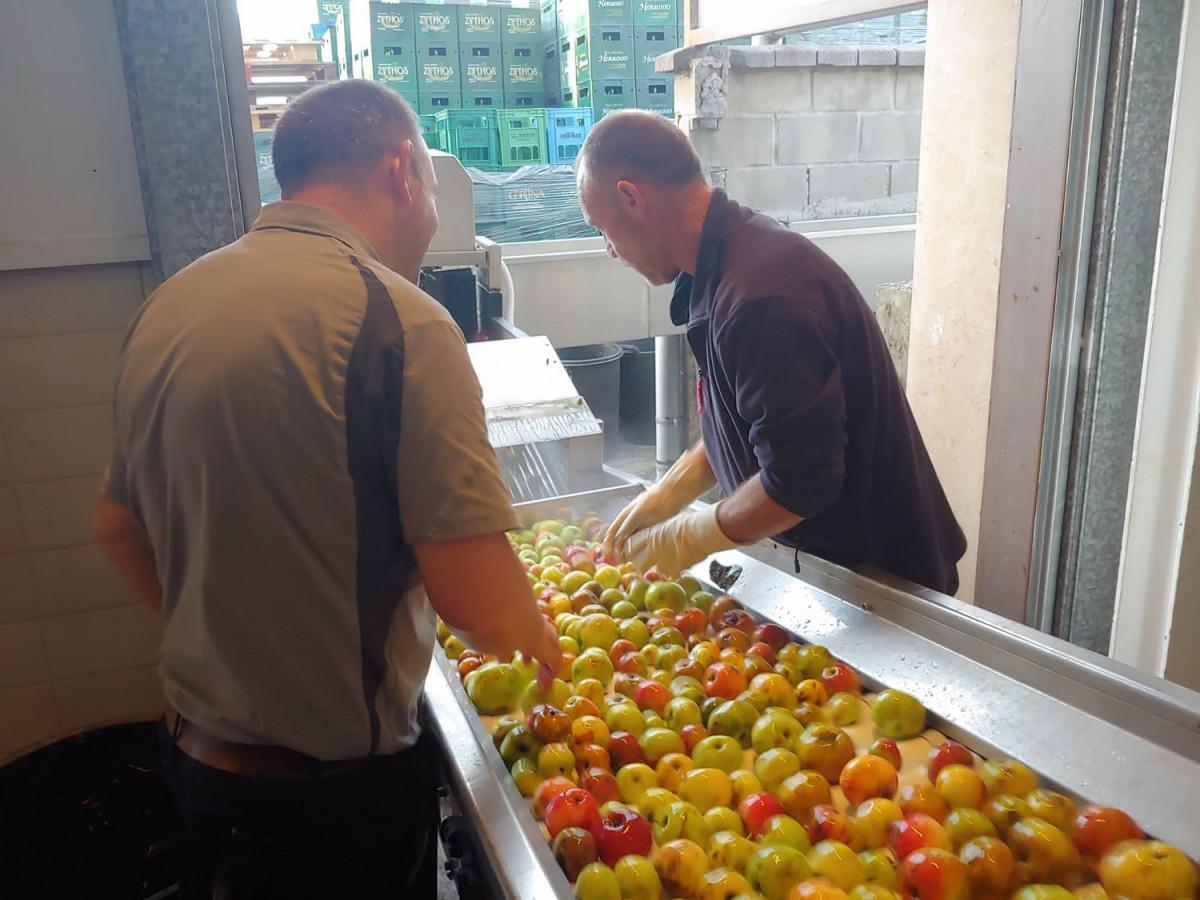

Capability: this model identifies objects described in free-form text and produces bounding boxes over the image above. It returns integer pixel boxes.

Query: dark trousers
[157,720,438,899]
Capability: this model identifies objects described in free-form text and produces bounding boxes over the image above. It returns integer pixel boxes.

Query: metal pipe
[655,334,687,468]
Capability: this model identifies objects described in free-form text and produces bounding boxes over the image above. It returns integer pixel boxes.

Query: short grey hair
[577,110,704,187]
[273,80,422,195]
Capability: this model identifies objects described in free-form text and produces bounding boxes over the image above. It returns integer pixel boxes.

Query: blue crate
[546,106,594,164]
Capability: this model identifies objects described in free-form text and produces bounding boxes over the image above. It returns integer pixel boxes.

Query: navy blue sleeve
[719,295,847,518]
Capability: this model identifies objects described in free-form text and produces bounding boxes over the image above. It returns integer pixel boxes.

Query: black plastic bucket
[558,343,623,454]
[619,339,656,446]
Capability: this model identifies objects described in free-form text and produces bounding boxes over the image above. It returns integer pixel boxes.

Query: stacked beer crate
[546,0,680,118]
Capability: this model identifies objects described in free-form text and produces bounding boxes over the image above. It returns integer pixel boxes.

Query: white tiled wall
[0,262,165,762]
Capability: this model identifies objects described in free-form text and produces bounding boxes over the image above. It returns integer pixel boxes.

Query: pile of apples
[438,518,1198,900]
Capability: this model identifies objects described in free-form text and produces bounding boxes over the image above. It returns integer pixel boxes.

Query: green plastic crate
[436,108,502,168]
[498,108,550,167]
[418,114,445,151]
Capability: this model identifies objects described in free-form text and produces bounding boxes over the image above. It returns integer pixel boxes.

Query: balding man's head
[273,79,423,196]
[575,110,705,191]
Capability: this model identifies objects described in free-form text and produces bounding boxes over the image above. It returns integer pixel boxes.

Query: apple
[754,622,791,652]
[820,664,862,697]
[565,693,604,722]
[1071,883,1110,900]
[959,835,1016,895]
[645,580,688,613]
[731,769,765,805]
[809,804,863,850]
[491,714,522,749]
[1007,816,1081,885]
[897,847,969,900]
[887,813,952,859]
[664,696,704,731]
[737,686,768,713]
[553,825,599,881]
[575,861,621,900]
[655,838,711,897]
[752,708,806,755]
[639,727,685,766]
[756,748,804,793]
[790,643,834,679]
[651,625,686,649]
[809,840,866,891]
[1097,839,1197,900]
[761,814,813,852]
[618,616,650,647]
[579,613,620,651]
[870,690,926,740]
[675,606,709,639]
[651,800,710,846]
[534,775,577,819]
[706,699,759,747]
[852,797,904,849]
[608,638,640,667]
[655,752,696,793]
[796,723,857,783]
[789,877,852,900]
[1071,805,1143,866]
[704,663,749,701]
[580,766,621,805]
[714,606,756,635]
[739,791,788,837]
[464,661,524,714]
[896,782,949,822]
[751,673,798,709]
[690,589,717,613]
[797,679,830,707]
[615,761,659,805]
[572,715,611,752]
[527,703,572,744]
[573,648,615,686]
[868,739,903,771]
[595,805,653,867]
[545,787,601,839]
[634,679,674,716]
[605,701,648,736]
[613,854,663,900]
[839,754,899,807]
[979,758,1038,799]
[638,787,680,820]
[680,723,709,754]
[537,741,577,780]
[1026,789,1076,834]
[747,844,813,900]
[942,808,997,848]
[703,806,745,838]
[1011,887,1074,900]
[696,866,754,899]
[708,829,757,871]
[678,767,735,812]
[499,725,542,767]
[982,793,1033,836]
[926,741,974,782]
[510,757,543,796]
[934,764,986,811]
[607,730,645,769]
[858,849,897,888]
[825,692,861,727]
[777,770,834,822]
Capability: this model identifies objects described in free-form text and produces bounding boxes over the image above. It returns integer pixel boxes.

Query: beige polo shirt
[105,202,516,759]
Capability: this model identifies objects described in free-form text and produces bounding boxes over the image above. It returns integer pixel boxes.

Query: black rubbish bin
[557,343,623,455]
[619,339,656,446]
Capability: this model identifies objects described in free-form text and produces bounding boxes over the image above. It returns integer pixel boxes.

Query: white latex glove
[625,504,739,578]
[603,448,717,560]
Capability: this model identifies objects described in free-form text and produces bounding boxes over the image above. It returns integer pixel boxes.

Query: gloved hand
[603,448,717,560]
[624,504,739,578]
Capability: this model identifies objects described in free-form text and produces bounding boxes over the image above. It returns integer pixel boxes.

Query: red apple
[1072,805,1144,866]
[708,595,744,629]
[704,663,749,700]
[819,663,861,696]
[594,806,653,867]
[607,639,639,667]
[888,813,953,859]
[746,642,778,666]
[633,679,674,716]
[808,802,862,850]
[527,703,572,744]
[715,626,753,652]
[752,622,791,652]
[607,731,645,769]
[927,740,974,782]
[534,776,577,819]
[545,787,601,839]
[738,792,787,837]
[580,766,621,805]
[715,607,756,635]
[679,723,709,754]
[898,847,970,900]
[675,607,708,638]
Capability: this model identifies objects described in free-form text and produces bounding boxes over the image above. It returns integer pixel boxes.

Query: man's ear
[388,139,417,205]
[614,179,647,219]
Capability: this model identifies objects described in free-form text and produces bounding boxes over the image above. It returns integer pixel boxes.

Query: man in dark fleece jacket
[578,110,966,595]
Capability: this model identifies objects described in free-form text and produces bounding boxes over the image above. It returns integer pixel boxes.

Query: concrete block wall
[674,45,924,222]
[0,263,164,763]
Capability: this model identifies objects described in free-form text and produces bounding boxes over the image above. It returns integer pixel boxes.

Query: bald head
[576,110,705,190]
[273,79,423,196]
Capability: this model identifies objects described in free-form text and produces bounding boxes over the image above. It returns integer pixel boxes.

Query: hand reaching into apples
[526,618,563,691]
[622,505,739,578]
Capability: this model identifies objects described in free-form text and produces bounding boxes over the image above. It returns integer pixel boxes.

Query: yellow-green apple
[896,783,949,822]
[934,764,986,811]
[575,861,620,900]
[651,800,710,845]
[760,814,813,852]
[1026,789,1076,834]
[982,793,1033,837]
[959,834,1016,895]
[747,844,813,900]
[752,708,806,755]
[604,700,647,736]
[870,690,925,741]
[858,849,897,888]
[707,699,759,747]
[777,770,833,822]
[796,723,857,783]
[537,741,576,780]
[979,758,1038,799]
[825,692,861,726]
[867,739,902,771]
[852,797,903,849]
[1007,816,1081,885]
[639,727,685,765]
[464,661,524,714]
[511,757,543,796]
[942,808,997,848]
[695,866,754,900]
[839,754,899,807]
[655,752,696,793]
[571,715,611,752]
[615,762,659,805]
[654,838,711,897]
[797,679,830,707]
[756,748,804,793]
[1011,887,1074,900]
[499,725,542,767]
[751,673,798,709]
[808,840,866,891]
[708,829,756,870]
[1097,839,1197,900]
[678,767,735,812]
[573,648,615,685]
[613,854,663,900]
[665,696,704,731]
[704,806,744,837]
